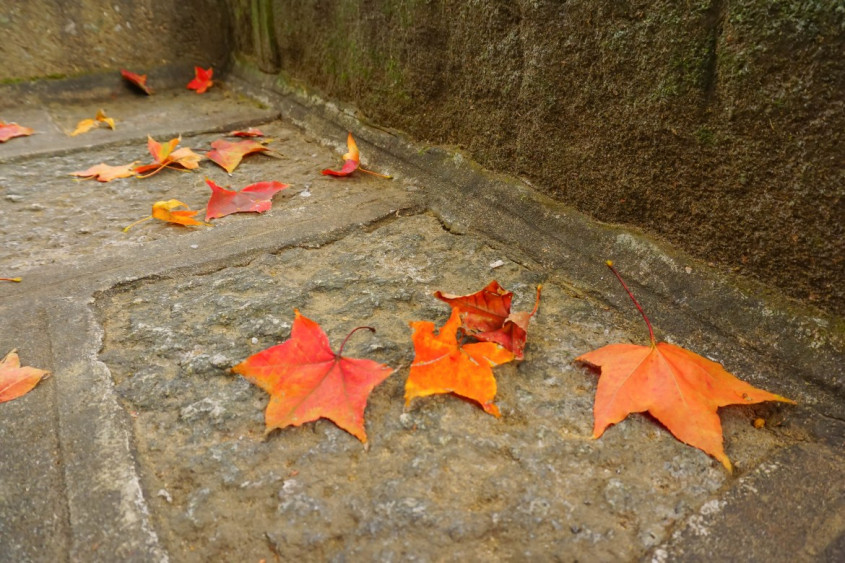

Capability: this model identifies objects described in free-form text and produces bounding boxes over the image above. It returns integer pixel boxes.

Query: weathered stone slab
[652,440,845,562]
[95,214,799,561]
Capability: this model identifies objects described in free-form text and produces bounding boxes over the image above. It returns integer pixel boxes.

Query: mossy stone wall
[232,0,845,316]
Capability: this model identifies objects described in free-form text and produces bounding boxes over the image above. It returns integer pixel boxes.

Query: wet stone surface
[95,214,789,561]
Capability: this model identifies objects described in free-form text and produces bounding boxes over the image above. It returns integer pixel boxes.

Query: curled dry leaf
[71,161,139,182]
[0,349,51,404]
[575,262,795,471]
[70,119,97,137]
[187,66,213,94]
[70,109,116,136]
[96,109,115,129]
[229,127,264,138]
[321,132,391,178]
[0,122,34,143]
[121,69,153,95]
[206,139,272,174]
[232,310,394,443]
[134,136,203,178]
[204,178,289,220]
[405,307,514,417]
[435,281,542,360]
[123,199,207,232]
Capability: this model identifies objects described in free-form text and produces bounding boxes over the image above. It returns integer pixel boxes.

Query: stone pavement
[0,71,842,562]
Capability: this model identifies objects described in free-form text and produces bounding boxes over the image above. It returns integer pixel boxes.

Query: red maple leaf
[120,69,153,95]
[232,310,394,442]
[187,66,213,94]
[229,127,264,138]
[435,281,542,360]
[206,139,272,174]
[0,349,50,404]
[204,178,289,220]
[576,262,795,471]
[0,122,35,143]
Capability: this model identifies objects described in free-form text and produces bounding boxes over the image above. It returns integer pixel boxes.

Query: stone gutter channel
[0,66,842,562]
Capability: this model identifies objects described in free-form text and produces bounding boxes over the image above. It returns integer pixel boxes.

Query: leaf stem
[529,284,543,316]
[359,167,393,179]
[605,260,656,345]
[123,215,152,232]
[337,326,376,357]
[136,166,166,179]
[0,277,22,282]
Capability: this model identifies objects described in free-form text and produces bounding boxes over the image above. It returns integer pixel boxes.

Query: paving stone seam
[0,112,281,166]
[46,299,168,562]
[0,190,419,304]
[0,174,415,559]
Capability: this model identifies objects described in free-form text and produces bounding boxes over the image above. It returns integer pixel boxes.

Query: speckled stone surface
[96,214,796,561]
[0,81,841,563]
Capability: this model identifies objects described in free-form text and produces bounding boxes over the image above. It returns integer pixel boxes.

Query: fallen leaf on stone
[229,127,264,137]
[405,307,514,417]
[435,281,541,360]
[575,261,795,471]
[187,66,213,94]
[70,119,96,136]
[120,69,153,95]
[134,136,203,178]
[123,199,207,231]
[204,178,289,220]
[70,109,116,137]
[0,349,50,404]
[0,277,22,282]
[71,161,138,182]
[232,310,393,443]
[0,121,34,143]
[97,109,116,130]
[206,139,273,174]
[321,132,391,178]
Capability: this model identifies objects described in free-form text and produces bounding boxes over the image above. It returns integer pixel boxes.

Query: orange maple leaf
[123,199,208,231]
[405,307,514,417]
[0,349,50,404]
[187,66,213,94]
[134,136,203,178]
[0,121,34,143]
[71,161,138,182]
[206,139,273,174]
[435,281,541,360]
[321,132,391,178]
[576,262,795,471]
[232,310,394,443]
[70,109,115,136]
